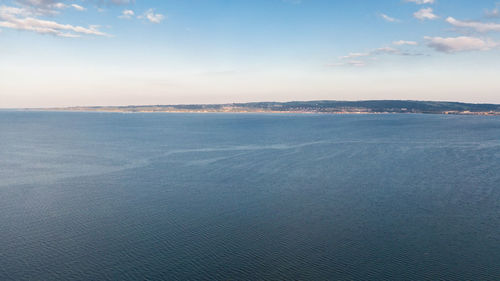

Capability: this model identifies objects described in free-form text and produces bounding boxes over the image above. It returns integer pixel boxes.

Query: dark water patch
[1,112,500,280]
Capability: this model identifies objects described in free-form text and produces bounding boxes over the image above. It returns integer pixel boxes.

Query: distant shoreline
[27,100,500,116]
[25,109,500,116]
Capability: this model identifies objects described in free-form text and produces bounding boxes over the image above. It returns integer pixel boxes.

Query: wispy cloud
[14,0,67,15]
[327,60,367,67]
[414,8,438,20]
[105,0,135,5]
[0,5,108,37]
[372,46,401,55]
[380,13,400,23]
[446,17,500,33]
[71,4,86,11]
[393,40,418,46]
[119,9,134,19]
[8,1,86,14]
[425,36,498,53]
[333,45,421,67]
[405,0,435,4]
[139,9,164,24]
[339,47,409,60]
[339,52,370,60]
[342,60,367,67]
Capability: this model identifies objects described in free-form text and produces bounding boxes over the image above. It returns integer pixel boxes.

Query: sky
[1,0,500,108]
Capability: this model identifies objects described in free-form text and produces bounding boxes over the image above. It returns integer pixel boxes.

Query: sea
[1,111,499,280]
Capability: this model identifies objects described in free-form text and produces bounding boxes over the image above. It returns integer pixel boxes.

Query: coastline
[22,108,500,116]
[13,100,500,116]
[21,100,500,116]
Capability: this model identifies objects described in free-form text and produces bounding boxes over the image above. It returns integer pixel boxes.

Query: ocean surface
[1,111,500,280]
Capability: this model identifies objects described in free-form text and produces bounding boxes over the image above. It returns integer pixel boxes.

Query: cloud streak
[333,45,421,67]
[139,9,164,24]
[119,9,134,19]
[71,4,86,11]
[393,40,418,46]
[405,0,435,4]
[446,17,500,33]
[380,13,399,23]
[425,36,498,53]
[414,8,438,20]
[14,0,67,15]
[0,5,108,37]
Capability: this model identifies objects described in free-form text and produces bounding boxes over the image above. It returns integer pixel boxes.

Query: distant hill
[45,100,500,115]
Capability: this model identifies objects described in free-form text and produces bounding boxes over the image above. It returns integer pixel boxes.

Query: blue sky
[1,0,500,107]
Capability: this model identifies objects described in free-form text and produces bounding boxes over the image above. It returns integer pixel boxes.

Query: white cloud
[16,0,58,7]
[393,40,418,46]
[0,5,108,37]
[414,8,438,21]
[0,6,31,17]
[380,13,399,23]
[16,0,132,14]
[344,60,367,67]
[140,9,164,24]
[425,36,498,53]
[373,46,400,55]
[334,45,421,67]
[446,17,500,33]
[71,4,86,11]
[107,0,134,5]
[328,60,367,67]
[8,1,87,15]
[339,52,370,59]
[341,47,402,58]
[119,9,134,19]
[53,3,67,9]
[14,0,66,15]
[405,0,435,4]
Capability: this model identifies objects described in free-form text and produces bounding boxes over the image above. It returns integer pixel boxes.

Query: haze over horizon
[1,0,500,108]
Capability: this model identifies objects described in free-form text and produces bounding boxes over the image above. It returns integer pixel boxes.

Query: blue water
[1,111,500,280]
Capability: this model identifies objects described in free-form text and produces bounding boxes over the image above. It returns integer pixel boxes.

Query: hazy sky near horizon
[1,0,500,107]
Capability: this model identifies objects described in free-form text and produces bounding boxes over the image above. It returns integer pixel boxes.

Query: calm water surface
[1,112,499,280]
